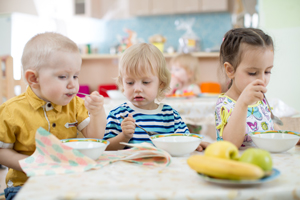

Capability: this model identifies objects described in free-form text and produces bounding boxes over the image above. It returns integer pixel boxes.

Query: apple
[204,141,239,160]
[239,148,273,172]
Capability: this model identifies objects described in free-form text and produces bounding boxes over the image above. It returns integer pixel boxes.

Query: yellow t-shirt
[0,87,90,187]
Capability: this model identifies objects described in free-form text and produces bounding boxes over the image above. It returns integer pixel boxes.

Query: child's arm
[0,148,28,171]
[82,91,106,139]
[106,114,135,150]
[222,79,267,147]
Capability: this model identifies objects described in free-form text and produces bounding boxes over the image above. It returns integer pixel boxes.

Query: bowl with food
[249,130,300,153]
[150,133,203,157]
[61,138,109,160]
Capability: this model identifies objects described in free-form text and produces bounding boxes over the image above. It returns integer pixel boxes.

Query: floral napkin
[19,127,171,177]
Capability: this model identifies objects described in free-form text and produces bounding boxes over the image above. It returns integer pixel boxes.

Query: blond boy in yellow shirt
[0,32,106,199]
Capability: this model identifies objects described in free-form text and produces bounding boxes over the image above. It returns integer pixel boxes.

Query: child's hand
[239,79,267,106]
[196,141,210,152]
[121,114,136,139]
[84,91,104,116]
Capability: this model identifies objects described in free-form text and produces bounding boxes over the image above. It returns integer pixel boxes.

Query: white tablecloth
[15,146,300,200]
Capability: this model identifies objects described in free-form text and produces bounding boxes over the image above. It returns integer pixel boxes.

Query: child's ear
[25,70,39,88]
[224,62,235,79]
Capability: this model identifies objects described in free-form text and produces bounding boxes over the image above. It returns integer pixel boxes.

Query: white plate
[198,168,280,186]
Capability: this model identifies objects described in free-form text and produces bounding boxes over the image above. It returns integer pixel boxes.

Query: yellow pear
[204,141,239,160]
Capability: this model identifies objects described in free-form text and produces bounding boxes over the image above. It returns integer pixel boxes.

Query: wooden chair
[0,55,27,104]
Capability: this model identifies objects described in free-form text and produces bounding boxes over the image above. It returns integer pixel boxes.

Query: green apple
[204,141,239,160]
[239,148,273,172]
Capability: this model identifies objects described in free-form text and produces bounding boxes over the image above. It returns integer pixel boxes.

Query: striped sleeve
[170,108,190,134]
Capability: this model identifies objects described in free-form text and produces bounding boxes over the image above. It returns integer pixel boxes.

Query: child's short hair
[169,53,200,84]
[117,43,171,100]
[21,32,80,72]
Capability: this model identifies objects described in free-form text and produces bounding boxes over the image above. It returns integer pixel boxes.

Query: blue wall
[97,12,232,54]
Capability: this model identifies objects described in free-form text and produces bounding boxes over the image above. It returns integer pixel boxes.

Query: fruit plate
[198,168,280,186]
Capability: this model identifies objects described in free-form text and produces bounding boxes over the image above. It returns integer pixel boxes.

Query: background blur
[0,0,299,114]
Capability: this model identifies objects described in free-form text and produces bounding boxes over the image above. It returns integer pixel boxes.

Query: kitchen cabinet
[78,52,224,93]
[77,0,232,19]
[74,0,102,18]
[128,0,151,16]
[200,0,229,12]
[175,0,200,14]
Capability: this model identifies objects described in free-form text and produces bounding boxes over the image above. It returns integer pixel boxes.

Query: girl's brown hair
[219,28,274,88]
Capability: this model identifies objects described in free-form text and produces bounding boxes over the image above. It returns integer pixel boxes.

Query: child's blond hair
[21,32,80,72]
[169,53,200,84]
[117,43,171,101]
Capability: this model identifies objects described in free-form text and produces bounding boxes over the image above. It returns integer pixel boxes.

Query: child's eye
[73,75,79,79]
[126,82,133,85]
[265,71,272,74]
[143,81,150,84]
[248,72,256,76]
[58,76,66,79]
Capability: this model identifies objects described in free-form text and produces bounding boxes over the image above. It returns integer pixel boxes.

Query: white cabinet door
[175,0,200,13]
[200,0,228,12]
[151,0,174,15]
[128,0,151,16]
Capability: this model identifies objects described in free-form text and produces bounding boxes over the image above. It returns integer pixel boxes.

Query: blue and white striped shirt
[104,102,189,146]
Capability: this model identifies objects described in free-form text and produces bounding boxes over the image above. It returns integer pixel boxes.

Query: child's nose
[257,74,266,82]
[67,79,76,88]
[134,83,142,92]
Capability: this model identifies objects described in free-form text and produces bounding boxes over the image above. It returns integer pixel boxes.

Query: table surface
[15,146,300,200]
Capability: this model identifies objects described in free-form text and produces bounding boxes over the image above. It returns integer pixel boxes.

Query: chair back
[0,56,27,104]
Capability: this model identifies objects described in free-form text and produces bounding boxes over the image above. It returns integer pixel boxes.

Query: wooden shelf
[81,52,219,60]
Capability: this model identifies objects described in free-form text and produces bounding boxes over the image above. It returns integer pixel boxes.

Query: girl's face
[229,47,274,97]
[122,73,160,110]
[35,51,81,105]
[171,64,190,85]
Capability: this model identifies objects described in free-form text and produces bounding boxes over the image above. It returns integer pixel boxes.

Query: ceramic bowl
[150,133,203,157]
[61,138,109,160]
[249,130,300,153]
[107,90,126,100]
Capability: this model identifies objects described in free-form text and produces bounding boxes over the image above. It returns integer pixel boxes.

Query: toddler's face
[171,64,190,84]
[232,47,274,95]
[122,73,160,110]
[36,51,81,105]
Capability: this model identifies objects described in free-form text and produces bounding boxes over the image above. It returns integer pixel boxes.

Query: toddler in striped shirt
[104,43,209,151]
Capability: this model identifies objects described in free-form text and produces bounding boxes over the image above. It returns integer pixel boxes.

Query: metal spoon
[263,94,283,126]
[120,116,159,136]
[77,92,90,96]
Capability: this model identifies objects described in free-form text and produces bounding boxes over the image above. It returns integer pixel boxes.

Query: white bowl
[107,90,126,100]
[150,133,203,157]
[249,130,300,153]
[61,138,109,160]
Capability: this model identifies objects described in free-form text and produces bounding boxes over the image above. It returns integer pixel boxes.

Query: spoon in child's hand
[120,116,159,136]
[263,93,283,126]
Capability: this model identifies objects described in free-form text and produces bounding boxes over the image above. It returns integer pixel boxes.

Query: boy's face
[122,73,160,110]
[230,47,274,97]
[35,51,82,105]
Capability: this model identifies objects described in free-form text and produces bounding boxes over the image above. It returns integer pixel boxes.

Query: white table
[15,146,300,200]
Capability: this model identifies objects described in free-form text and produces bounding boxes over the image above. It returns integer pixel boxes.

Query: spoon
[120,116,159,136]
[77,92,90,96]
[263,93,283,126]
